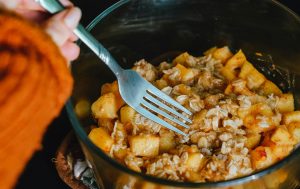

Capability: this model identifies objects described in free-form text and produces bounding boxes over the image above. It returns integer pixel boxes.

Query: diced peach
[186,152,205,171]
[287,122,300,143]
[221,67,237,81]
[186,171,204,182]
[239,61,254,79]
[175,63,197,82]
[224,84,233,95]
[225,50,247,68]
[120,105,136,124]
[91,93,118,119]
[114,148,127,161]
[97,118,114,132]
[245,132,261,149]
[191,110,207,130]
[243,103,275,133]
[221,50,247,81]
[282,111,300,125]
[204,46,217,56]
[101,81,118,95]
[129,135,159,157]
[173,52,190,66]
[88,127,113,152]
[155,79,168,89]
[159,131,176,153]
[238,60,266,89]
[270,126,293,146]
[212,46,233,64]
[101,81,125,109]
[271,145,293,159]
[261,131,275,147]
[261,128,294,159]
[259,80,282,96]
[245,68,266,89]
[276,93,294,113]
[250,146,275,170]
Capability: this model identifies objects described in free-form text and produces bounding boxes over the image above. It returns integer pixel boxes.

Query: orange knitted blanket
[0,9,73,189]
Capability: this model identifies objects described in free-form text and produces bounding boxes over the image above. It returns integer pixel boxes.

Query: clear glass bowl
[67,0,300,188]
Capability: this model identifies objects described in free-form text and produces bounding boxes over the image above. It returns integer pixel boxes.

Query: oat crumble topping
[89,47,300,182]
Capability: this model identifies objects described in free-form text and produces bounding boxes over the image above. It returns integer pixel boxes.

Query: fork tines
[137,85,192,136]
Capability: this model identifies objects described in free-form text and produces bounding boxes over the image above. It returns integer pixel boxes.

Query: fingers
[60,41,80,62]
[44,7,81,45]
[1,0,82,63]
[44,7,81,62]
[0,0,73,11]
[59,0,73,7]
[17,0,73,11]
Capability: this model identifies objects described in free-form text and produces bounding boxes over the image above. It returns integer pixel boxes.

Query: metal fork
[38,0,192,136]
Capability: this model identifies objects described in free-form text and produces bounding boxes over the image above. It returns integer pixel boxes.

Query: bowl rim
[67,0,300,187]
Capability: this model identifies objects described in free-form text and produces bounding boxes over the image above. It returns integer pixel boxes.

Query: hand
[0,0,82,62]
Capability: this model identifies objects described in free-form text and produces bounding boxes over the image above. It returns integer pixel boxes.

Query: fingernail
[64,7,81,29]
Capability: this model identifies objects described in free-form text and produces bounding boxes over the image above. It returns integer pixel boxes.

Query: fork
[38,0,192,136]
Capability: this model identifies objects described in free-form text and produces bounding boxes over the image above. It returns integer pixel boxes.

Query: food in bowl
[88,46,300,182]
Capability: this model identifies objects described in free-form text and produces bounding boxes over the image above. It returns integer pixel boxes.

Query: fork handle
[37,0,124,75]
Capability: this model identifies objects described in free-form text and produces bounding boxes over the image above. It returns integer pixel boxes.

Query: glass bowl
[67,0,300,188]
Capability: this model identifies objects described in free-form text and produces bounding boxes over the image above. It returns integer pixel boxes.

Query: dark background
[15,0,300,188]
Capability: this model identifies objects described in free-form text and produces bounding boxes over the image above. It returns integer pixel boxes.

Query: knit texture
[0,9,73,189]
